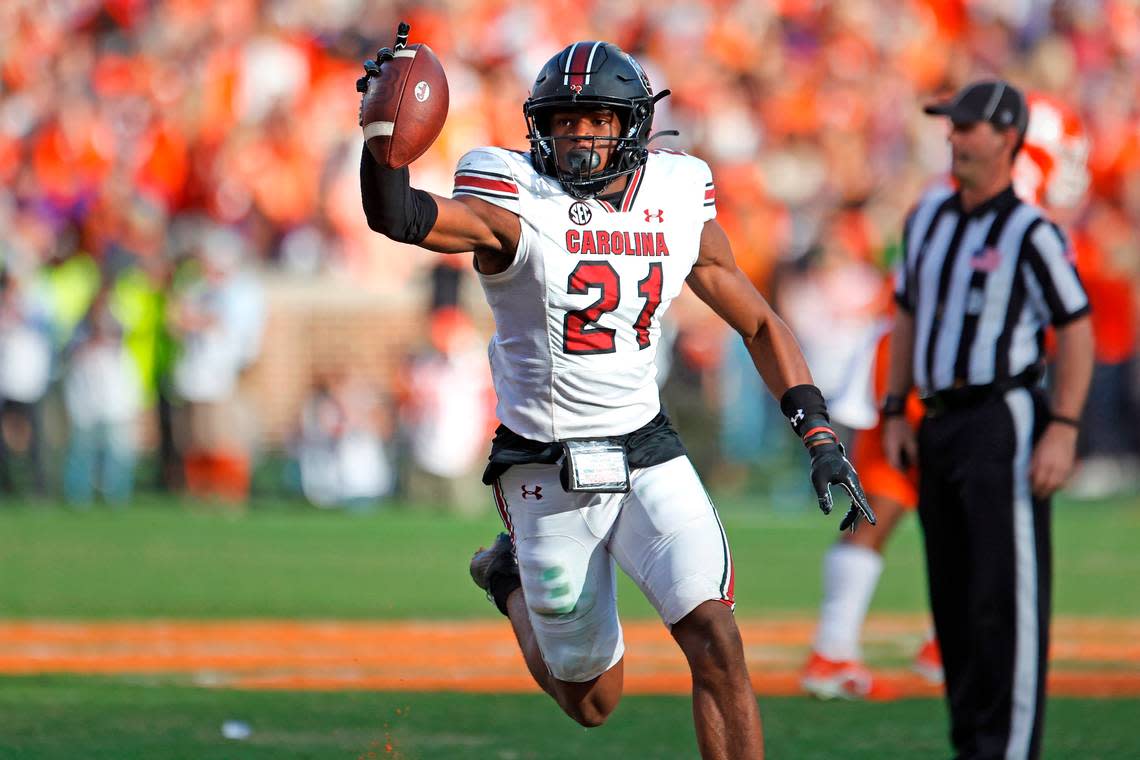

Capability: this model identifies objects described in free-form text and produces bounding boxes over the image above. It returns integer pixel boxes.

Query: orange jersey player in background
[1017,93,1138,499]
[1014,93,1090,213]
[801,90,1091,700]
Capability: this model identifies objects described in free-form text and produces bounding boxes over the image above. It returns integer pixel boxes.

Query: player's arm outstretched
[356,26,519,274]
[686,219,876,531]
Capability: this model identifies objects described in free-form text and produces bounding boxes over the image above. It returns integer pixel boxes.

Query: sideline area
[2,616,1137,699]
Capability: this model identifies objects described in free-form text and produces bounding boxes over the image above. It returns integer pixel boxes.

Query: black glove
[780,384,877,532]
[356,22,411,124]
[808,440,876,532]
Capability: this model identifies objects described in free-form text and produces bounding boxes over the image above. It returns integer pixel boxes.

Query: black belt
[921,367,1043,417]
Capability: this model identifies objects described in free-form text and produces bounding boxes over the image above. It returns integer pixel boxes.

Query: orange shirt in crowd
[1073,229,1137,365]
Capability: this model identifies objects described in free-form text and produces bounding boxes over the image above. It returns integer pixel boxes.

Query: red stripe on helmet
[567,42,593,90]
[582,41,602,85]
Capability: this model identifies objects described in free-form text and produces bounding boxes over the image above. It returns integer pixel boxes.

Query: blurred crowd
[1,0,1138,509]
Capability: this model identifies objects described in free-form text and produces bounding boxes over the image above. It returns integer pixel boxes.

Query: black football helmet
[524,42,670,199]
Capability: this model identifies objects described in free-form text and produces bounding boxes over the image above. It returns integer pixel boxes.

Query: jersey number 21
[563,261,663,355]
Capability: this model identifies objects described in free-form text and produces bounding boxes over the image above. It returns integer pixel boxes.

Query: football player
[358,30,875,759]
[1014,93,1090,214]
[801,90,1090,701]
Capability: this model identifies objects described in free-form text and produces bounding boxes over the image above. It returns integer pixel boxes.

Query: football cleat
[470,532,520,615]
[912,637,944,685]
[801,651,874,700]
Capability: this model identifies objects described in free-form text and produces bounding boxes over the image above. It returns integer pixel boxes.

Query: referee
[882,80,1093,760]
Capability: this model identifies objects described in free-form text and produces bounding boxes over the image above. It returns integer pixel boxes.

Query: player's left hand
[808,441,877,532]
[1030,422,1078,498]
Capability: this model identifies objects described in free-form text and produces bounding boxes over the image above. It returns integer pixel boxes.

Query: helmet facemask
[525,101,652,199]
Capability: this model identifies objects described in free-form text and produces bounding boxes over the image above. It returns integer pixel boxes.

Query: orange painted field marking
[1,616,1137,698]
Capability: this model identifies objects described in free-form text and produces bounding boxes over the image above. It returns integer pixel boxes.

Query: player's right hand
[808,441,877,531]
[355,22,410,125]
[881,415,918,472]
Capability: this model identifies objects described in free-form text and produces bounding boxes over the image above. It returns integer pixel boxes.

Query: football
[360,43,449,169]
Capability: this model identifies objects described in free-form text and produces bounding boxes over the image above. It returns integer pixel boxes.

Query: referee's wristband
[1050,413,1081,429]
[880,394,907,418]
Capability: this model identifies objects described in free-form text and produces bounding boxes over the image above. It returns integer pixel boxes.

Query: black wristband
[359,146,439,244]
[881,393,906,418]
[779,384,831,438]
[1051,413,1081,429]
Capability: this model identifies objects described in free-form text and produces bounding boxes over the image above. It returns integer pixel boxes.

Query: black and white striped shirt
[894,184,1089,396]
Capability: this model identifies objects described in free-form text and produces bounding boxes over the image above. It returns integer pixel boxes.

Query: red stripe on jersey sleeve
[704,187,716,201]
[454,175,519,194]
[620,166,644,212]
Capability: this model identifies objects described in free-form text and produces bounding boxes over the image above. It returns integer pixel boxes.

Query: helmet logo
[569,83,583,94]
[414,81,430,102]
[569,202,593,225]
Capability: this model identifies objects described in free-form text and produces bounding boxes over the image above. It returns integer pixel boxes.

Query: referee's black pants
[917,387,1051,760]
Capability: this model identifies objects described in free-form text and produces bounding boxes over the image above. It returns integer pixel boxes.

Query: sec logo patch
[569,202,592,225]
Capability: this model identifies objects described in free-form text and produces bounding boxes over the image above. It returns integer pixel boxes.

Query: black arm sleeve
[359,146,440,244]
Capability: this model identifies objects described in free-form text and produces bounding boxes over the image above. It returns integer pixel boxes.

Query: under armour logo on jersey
[568,201,592,225]
[521,485,543,500]
[790,409,805,426]
[644,209,664,223]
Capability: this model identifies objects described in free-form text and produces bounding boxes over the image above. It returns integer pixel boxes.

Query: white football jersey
[453,147,716,441]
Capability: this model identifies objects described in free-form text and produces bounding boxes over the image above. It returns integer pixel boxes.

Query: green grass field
[2,677,1138,759]
[2,495,1138,620]
[1,494,1138,758]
